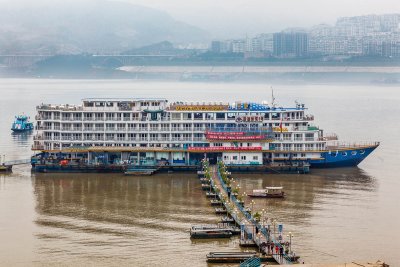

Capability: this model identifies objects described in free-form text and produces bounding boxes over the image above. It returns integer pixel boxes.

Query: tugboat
[11,115,34,132]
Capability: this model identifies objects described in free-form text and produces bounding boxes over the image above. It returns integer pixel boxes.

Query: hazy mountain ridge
[0,0,210,55]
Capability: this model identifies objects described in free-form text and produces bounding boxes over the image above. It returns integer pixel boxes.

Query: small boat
[0,164,12,172]
[210,199,222,206]
[206,192,218,198]
[124,168,157,176]
[190,230,232,239]
[190,224,239,238]
[215,207,227,214]
[248,187,285,198]
[11,115,34,132]
[200,178,211,184]
[220,216,235,223]
[190,225,233,239]
[201,184,211,190]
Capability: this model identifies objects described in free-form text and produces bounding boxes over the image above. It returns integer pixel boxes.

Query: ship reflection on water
[31,168,377,265]
[11,131,32,143]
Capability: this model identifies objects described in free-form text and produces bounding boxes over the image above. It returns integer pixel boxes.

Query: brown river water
[0,79,399,266]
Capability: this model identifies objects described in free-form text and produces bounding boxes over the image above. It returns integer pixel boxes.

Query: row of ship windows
[274,153,307,157]
[38,112,305,120]
[223,155,259,161]
[214,143,255,147]
[41,134,320,143]
[46,143,206,149]
[41,143,333,152]
[42,122,303,126]
[84,101,161,108]
[39,122,307,130]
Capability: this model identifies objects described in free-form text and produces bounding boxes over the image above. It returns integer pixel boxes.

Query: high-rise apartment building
[273,32,309,58]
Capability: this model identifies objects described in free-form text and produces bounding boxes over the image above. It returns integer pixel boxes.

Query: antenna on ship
[271,86,276,108]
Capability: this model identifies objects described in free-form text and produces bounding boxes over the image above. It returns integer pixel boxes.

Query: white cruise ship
[31,98,379,172]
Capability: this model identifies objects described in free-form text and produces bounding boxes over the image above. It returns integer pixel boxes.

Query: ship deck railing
[37,104,84,111]
[326,141,380,149]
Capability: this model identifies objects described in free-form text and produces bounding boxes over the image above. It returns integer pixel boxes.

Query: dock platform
[201,160,299,265]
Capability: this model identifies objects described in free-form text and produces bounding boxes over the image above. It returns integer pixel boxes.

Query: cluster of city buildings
[210,14,400,58]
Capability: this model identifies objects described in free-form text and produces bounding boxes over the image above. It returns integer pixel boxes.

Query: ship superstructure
[31,98,378,171]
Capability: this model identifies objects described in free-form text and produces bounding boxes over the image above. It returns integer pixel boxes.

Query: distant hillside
[122,41,177,55]
[0,0,209,55]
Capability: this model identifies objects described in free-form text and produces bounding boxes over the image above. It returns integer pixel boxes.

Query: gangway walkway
[207,163,295,265]
[3,159,31,166]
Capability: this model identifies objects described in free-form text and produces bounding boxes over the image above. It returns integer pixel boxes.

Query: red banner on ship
[205,131,245,136]
[188,146,262,151]
[206,134,266,140]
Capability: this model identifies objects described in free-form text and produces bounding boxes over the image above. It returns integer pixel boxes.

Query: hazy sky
[2,0,399,38]
[116,0,400,37]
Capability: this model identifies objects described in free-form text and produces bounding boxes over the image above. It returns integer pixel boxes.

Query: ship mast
[271,86,276,108]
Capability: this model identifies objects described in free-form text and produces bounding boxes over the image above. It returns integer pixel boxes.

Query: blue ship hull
[309,145,378,168]
[11,128,33,132]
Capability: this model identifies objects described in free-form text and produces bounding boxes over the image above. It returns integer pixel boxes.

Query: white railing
[37,104,83,111]
[273,147,325,152]
[326,141,380,149]
[32,144,45,150]
[193,127,206,131]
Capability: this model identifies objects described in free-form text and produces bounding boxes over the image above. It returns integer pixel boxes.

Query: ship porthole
[360,150,365,154]
[342,152,347,156]
[351,151,357,156]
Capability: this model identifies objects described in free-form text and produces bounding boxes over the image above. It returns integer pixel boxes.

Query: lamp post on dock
[250,200,255,215]
[261,209,265,224]
[287,232,294,255]
[241,192,246,204]
[271,219,277,240]
[261,208,267,232]
[233,208,238,221]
